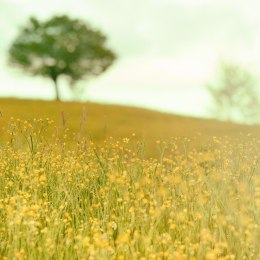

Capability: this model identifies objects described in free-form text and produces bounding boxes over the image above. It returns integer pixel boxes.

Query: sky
[1,0,260,118]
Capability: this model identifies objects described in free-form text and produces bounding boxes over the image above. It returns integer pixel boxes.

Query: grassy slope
[0,99,259,259]
[0,98,259,152]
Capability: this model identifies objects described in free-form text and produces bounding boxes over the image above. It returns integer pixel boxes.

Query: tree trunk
[53,77,60,101]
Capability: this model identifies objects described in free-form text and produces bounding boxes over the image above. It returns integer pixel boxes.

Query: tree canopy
[9,15,116,100]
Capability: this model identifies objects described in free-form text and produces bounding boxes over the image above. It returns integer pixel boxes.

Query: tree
[8,15,116,101]
[206,62,260,124]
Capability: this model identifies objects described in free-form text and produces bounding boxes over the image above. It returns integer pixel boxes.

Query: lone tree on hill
[206,62,260,124]
[8,15,116,101]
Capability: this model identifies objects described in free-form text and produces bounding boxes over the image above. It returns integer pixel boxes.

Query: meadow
[0,99,259,259]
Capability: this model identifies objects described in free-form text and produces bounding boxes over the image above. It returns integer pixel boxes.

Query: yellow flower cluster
[0,119,259,259]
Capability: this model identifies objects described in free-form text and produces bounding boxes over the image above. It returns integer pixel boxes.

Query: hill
[0,98,259,258]
[0,98,259,154]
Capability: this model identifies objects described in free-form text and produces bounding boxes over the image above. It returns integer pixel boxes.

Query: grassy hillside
[0,100,259,259]
[1,98,259,142]
[0,98,259,259]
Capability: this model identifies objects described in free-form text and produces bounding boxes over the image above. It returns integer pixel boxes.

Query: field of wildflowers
[0,118,259,259]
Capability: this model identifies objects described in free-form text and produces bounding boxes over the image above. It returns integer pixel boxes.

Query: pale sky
[1,0,260,118]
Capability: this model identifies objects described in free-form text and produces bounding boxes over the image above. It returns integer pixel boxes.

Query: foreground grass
[0,118,259,259]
